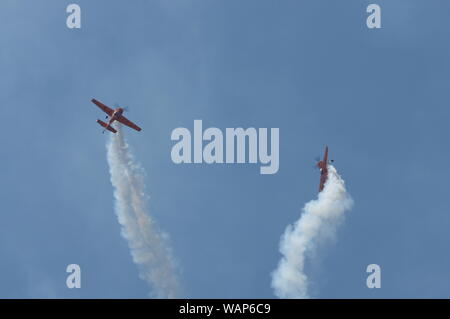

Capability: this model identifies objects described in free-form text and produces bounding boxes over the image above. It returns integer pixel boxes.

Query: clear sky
[1,0,450,298]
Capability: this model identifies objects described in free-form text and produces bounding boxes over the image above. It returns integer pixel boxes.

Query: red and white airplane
[91,98,142,133]
[316,145,334,192]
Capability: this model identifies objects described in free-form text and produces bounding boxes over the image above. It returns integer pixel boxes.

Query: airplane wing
[91,99,114,116]
[117,115,142,131]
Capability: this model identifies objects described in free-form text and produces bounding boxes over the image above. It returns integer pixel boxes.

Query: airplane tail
[97,119,117,133]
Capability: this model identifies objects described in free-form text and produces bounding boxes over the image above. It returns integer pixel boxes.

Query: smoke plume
[106,124,180,298]
[271,165,353,298]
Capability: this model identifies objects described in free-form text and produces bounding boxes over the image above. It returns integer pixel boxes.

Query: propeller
[113,103,130,112]
[313,157,320,169]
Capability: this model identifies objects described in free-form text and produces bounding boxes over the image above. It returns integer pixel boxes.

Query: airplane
[316,145,334,192]
[91,98,142,133]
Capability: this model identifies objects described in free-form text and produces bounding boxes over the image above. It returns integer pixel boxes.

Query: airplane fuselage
[317,146,329,192]
[107,108,124,127]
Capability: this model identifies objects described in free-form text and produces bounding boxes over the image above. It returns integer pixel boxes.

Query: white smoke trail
[106,124,180,298]
[271,165,353,298]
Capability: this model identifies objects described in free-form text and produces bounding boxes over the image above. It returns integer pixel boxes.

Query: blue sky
[1,0,450,298]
